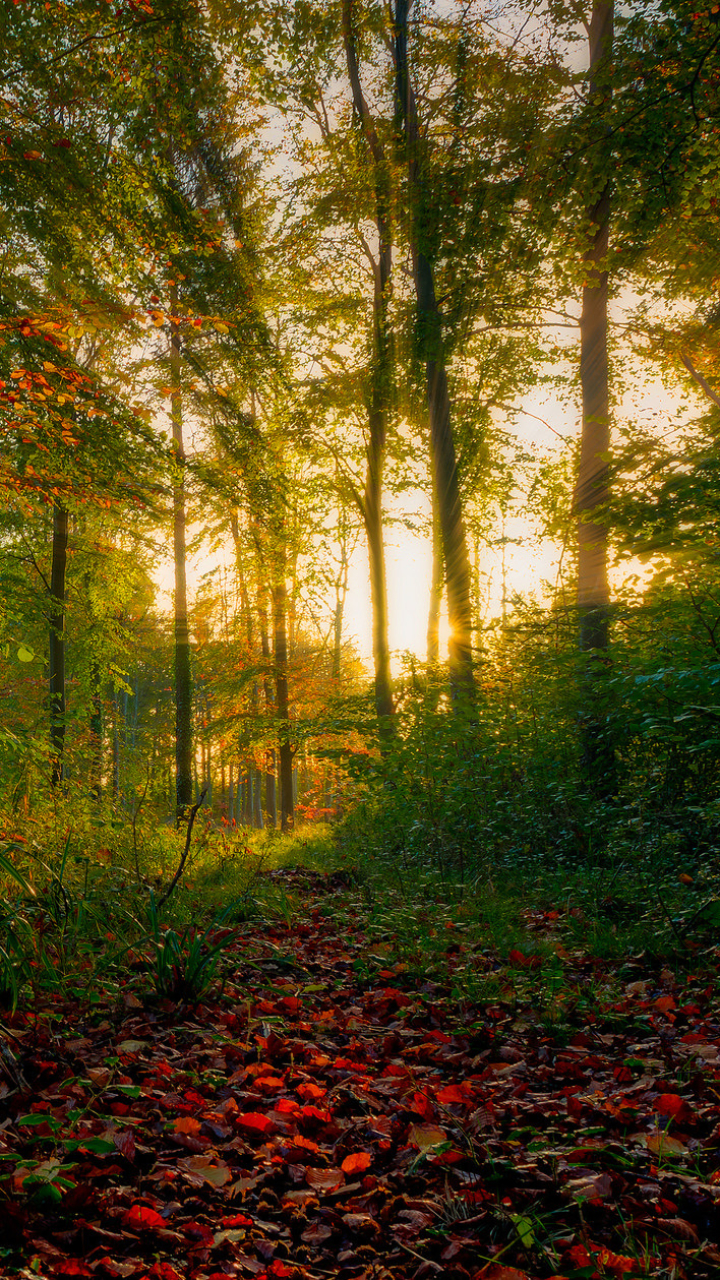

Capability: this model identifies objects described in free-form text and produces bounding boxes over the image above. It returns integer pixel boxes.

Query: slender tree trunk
[253,767,264,828]
[265,751,277,828]
[112,690,120,800]
[272,547,294,833]
[170,300,193,818]
[344,0,396,742]
[49,503,68,788]
[574,0,616,792]
[258,580,277,828]
[332,510,349,686]
[90,661,102,801]
[393,0,476,713]
[427,481,443,667]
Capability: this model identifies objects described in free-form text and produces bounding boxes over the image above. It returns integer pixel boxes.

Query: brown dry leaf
[301,1223,334,1243]
[304,1166,345,1192]
[657,1217,700,1244]
[566,1171,614,1200]
[178,1155,232,1188]
[644,1133,687,1156]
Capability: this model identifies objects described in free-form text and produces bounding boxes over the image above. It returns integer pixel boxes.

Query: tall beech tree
[392,0,476,712]
[573,0,616,788]
[342,0,396,742]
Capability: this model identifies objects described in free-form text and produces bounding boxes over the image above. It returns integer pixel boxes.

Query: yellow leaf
[212,322,229,334]
[408,1123,448,1152]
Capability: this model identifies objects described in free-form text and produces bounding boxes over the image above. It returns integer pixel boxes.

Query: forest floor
[0,864,719,1280]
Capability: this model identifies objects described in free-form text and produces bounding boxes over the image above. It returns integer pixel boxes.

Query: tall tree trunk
[49,502,68,788]
[253,767,264,828]
[332,507,350,686]
[393,0,476,714]
[170,299,193,818]
[574,0,615,792]
[258,579,277,828]
[89,661,102,801]
[272,546,294,834]
[427,480,443,667]
[343,0,396,742]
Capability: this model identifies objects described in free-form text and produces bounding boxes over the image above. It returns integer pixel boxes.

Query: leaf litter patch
[0,878,719,1280]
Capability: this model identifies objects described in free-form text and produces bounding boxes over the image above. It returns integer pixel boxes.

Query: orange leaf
[297,1082,326,1100]
[173,1117,201,1135]
[341,1152,372,1174]
[236,1111,273,1134]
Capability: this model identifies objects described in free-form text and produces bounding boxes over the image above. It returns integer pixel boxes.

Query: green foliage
[144,894,235,1003]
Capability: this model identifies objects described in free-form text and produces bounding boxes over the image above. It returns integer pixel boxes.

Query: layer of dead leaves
[0,868,719,1280]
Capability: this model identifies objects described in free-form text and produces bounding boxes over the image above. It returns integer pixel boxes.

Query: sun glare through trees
[2,3,720,1278]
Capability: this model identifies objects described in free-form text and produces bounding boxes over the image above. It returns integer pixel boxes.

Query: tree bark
[89,660,102,801]
[574,0,616,792]
[393,0,476,714]
[343,0,396,742]
[272,543,294,833]
[257,580,277,828]
[49,502,68,788]
[170,299,194,818]
[426,480,443,667]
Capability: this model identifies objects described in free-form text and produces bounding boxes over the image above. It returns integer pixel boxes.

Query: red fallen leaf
[481,1267,532,1280]
[114,1129,136,1160]
[145,1265,183,1280]
[254,1075,285,1092]
[268,1263,295,1277]
[299,1105,330,1124]
[275,1097,299,1114]
[285,1134,319,1153]
[184,1220,215,1244]
[436,1084,469,1104]
[279,996,301,1013]
[221,1213,254,1227]
[409,1090,435,1118]
[655,1092,694,1119]
[655,995,676,1013]
[236,1111,274,1133]
[49,1263,92,1276]
[508,949,541,969]
[297,1081,326,1100]
[591,1246,639,1274]
[341,1152,372,1174]
[123,1203,166,1231]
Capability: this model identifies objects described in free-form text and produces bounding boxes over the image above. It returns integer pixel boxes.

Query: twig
[156,789,207,911]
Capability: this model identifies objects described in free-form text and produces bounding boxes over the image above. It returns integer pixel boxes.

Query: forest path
[0,867,719,1280]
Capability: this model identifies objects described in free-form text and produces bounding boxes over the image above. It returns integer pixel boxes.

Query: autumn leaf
[123,1204,166,1231]
[341,1152,372,1174]
[304,1166,345,1192]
